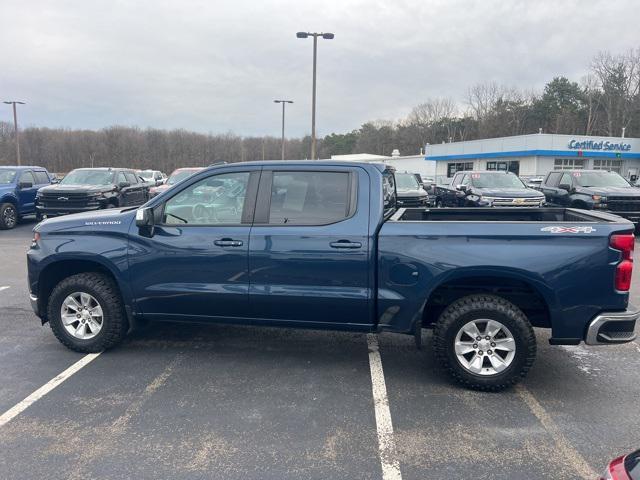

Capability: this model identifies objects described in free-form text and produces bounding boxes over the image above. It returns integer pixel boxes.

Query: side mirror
[455,184,467,192]
[118,181,130,188]
[136,207,155,227]
[558,183,571,192]
[51,178,59,184]
[18,181,33,189]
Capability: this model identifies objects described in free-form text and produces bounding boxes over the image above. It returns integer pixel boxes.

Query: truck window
[34,171,50,184]
[268,171,351,225]
[125,172,138,184]
[559,173,572,187]
[118,172,128,184]
[545,172,562,187]
[163,171,250,225]
[19,171,35,185]
[382,170,396,217]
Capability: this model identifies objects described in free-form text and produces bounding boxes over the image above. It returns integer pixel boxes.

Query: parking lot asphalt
[1,219,639,479]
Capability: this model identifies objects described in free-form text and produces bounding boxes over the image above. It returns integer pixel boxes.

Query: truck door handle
[214,238,243,247]
[330,240,362,249]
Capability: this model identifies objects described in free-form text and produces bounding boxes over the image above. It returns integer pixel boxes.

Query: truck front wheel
[433,294,536,391]
[47,272,128,353]
[0,203,18,229]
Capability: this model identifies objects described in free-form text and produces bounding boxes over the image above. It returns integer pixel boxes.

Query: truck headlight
[592,195,607,202]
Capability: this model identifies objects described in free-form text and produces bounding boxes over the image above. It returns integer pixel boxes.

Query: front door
[248,167,372,328]
[128,168,259,321]
[17,170,38,214]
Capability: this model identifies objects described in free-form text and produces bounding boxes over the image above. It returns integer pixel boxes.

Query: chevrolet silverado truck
[27,161,639,391]
[435,171,545,208]
[36,167,149,218]
[539,169,640,224]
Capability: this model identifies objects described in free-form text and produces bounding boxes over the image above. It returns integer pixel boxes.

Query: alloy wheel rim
[60,292,104,340]
[454,319,516,376]
[3,206,16,227]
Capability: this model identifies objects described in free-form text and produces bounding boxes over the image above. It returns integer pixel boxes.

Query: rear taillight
[600,455,631,480]
[610,233,635,291]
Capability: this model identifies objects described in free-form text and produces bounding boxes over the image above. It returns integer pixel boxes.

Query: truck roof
[200,160,389,173]
[0,165,48,170]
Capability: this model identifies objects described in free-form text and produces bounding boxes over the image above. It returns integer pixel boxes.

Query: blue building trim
[424,149,640,161]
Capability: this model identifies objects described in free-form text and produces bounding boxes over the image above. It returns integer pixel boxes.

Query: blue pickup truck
[26,161,638,390]
[0,166,55,229]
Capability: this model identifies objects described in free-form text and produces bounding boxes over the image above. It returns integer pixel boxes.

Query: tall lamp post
[274,100,293,160]
[296,31,334,160]
[3,101,26,166]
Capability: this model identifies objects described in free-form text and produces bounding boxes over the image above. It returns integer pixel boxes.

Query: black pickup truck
[435,171,545,208]
[539,170,640,224]
[36,168,149,217]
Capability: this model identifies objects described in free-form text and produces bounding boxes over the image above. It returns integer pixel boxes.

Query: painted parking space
[1,224,639,479]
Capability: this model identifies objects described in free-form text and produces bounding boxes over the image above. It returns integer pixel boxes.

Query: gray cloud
[1,0,638,137]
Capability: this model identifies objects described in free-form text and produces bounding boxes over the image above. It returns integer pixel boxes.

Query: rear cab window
[256,169,357,225]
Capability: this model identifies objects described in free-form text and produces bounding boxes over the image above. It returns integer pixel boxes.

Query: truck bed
[391,207,630,224]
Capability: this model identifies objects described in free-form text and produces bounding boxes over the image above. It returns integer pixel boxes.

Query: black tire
[0,203,18,230]
[433,294,536,391]
[47,272,128,353]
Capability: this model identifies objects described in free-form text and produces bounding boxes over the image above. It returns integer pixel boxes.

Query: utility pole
[296,32,334,160]
[274,100,293,160]
[3,101,26,165]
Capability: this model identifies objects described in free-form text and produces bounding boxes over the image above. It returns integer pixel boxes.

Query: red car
[148,167,204,198]
[601,450,640,480]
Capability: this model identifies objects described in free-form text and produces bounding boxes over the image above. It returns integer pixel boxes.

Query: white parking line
[0,286,10,292]
[0,353,101,427]
[367,334,403,480]
[516,384,597,479]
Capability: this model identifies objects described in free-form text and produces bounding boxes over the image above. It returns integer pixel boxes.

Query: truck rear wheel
[433,294,536,391]
[47,272,128,353]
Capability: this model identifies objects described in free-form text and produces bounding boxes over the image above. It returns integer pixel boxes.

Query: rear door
[125,172,145,204]
[248,166,372,327]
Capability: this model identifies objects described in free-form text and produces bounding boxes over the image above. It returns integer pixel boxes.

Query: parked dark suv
[540,170,640,224]
[36,168,148,218]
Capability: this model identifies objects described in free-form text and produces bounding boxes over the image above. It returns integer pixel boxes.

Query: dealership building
[425,133,640,182]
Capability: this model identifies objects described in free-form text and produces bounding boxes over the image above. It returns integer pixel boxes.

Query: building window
[487,161,519,175]
[593,159,622,174]
[447,162,474,177]
[554,158,586,170]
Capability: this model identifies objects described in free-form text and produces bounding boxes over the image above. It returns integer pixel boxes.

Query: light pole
[274,100,293,160]
[296,31,334,160]
[3,101,26,166]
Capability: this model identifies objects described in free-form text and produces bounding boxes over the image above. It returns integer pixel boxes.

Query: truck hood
[38,184,115,194]
[36,207,137,232]
[575,186,640,197]
[472,187,543,198]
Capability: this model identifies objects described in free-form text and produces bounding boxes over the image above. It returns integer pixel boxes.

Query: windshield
[573,171,631,188]
[471,173,526,188]
[60,170,115,186]
[0,169,17,185]
[168,170,197,185]
[395,173,420,190]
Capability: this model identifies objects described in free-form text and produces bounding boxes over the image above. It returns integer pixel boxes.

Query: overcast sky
[1,0,639,138]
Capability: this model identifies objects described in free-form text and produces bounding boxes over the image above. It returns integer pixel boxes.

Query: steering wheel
[191,203,218,224]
